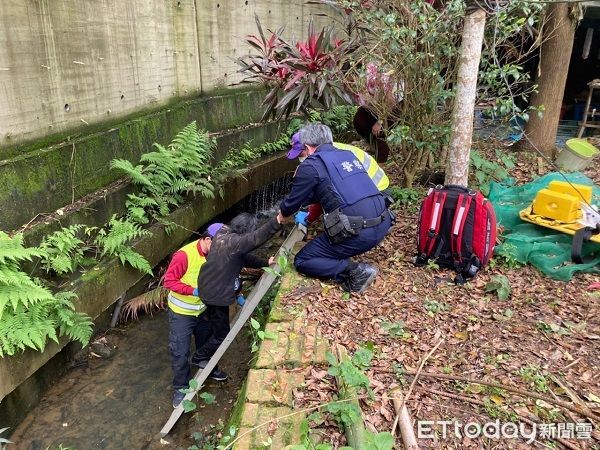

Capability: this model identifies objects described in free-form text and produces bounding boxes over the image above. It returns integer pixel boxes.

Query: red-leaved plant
[236,15,357,120]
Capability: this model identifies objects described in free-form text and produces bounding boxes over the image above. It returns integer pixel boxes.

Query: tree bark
[520,2,576,157]
[445,8,487,186]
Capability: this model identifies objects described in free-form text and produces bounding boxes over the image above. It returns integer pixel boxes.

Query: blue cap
[207,223,224,237]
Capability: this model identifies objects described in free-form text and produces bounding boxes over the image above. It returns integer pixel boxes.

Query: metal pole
[110,294,125,328]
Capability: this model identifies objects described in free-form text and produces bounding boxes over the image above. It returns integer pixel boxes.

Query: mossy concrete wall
[0,0,333,150]
[0,89,289,231]
[0,153,296,429]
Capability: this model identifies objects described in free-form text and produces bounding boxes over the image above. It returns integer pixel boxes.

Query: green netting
[488,172,600,281]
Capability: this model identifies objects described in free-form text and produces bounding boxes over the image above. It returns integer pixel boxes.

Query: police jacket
[280,144,387,219]
[333,142,389,191]
[197,217,282,307]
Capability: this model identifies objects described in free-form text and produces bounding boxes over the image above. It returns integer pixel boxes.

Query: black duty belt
[347,210,390,230]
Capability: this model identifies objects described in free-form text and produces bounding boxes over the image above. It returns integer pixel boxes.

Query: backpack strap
[571,224,600,264]
[450,193,473,267]
[454,255,481,285]
[423,191,447,257]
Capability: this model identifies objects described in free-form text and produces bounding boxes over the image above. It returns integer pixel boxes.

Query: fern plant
[38,224,96,275]
[93,215,153,275]
[0,232,92,357]
[112,121,216,224]
[0,232,52,319]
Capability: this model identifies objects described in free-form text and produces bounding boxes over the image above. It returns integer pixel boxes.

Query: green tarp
[488,172,600,281]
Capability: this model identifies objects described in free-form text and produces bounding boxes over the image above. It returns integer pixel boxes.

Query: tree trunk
[520,2,576,157]
[445,9,487,187]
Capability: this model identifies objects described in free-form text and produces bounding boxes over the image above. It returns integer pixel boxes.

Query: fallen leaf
[586,392,600,404]
[267,420,279,436]
[490,395,504,405]
[467,384,484,394]
[454,331,469,341]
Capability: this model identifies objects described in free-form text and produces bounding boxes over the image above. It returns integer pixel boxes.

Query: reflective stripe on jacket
[168,241,207,316]
[333,142,389,191]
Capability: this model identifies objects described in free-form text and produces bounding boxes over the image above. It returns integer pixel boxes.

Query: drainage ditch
[8,175,292,450]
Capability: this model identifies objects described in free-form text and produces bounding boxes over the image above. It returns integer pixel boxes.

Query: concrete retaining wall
[0,0,334,151]
[0,88,288,231]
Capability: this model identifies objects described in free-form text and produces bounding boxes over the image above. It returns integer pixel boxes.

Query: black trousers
[193,304,230,361]
[168,305,229,390]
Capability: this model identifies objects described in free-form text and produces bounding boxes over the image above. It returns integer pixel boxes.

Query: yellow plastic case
[520,181,600,243]
[532,188,582,223]
[547,180,592,203]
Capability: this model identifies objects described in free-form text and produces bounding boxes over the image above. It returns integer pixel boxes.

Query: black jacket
[197,217,282,306]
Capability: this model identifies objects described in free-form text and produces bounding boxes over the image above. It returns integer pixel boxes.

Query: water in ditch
[8,175,292,450]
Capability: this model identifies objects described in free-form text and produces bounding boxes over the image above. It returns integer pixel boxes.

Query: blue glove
[236,295,246,306]
[295,211,309,226]
[192,288,199,297]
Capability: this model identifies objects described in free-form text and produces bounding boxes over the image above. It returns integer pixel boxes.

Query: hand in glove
[236,295,246,306]
[193,288,199,297]
[295,211,309,226]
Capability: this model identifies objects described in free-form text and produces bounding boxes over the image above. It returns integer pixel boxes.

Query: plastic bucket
[555,138,600,171]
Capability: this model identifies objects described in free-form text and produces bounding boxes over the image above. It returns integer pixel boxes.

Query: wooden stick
[404,370,600,422]
[402,339,444,409]
[390,388,420,450]
[562,358,581,371]
[389,340,442,448]
[550,374,597,421]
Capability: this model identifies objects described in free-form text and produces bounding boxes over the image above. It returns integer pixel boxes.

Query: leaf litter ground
[281,142,600,449]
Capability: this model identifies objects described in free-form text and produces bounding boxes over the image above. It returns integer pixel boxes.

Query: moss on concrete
[1,111,288,232]
[231,265,333,449]
[0,85,265,160]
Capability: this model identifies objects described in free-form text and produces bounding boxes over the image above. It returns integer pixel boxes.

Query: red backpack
[415,185,497,283]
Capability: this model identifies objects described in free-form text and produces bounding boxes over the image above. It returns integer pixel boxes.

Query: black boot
[341,263,378,293]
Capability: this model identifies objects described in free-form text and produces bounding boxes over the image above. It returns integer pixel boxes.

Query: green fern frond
[127,209,149,225]
[126,194,158,208]
[168,178,193,194]
[0,232,45,264]
[0,267,39,287]
[0,305,56,354]
[164,222,179,236]
[57,309,93,345]
[38,225,89,275]
[0,284,54,320]
[117,248,153,275]
[110,160,154,189]
[95,216,151,257]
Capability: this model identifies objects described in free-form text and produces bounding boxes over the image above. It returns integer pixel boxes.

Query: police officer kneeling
[278,123,393,293]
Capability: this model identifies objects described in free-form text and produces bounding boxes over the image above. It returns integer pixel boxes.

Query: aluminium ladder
[157,224,307,439]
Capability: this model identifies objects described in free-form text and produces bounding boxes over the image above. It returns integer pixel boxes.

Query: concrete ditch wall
[0,88,288,231]
[0,0,336,428]
[0,0,334,152]
[0,153,296,428]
